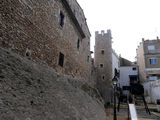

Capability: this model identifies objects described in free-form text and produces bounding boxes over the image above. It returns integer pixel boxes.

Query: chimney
[142,38,145,42]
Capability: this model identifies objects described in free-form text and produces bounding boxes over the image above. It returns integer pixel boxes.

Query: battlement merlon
[62,0,86,38]
[95,29,112,38]
[65,0,91,37]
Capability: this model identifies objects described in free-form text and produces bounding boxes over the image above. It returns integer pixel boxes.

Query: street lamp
[112,76,118,120]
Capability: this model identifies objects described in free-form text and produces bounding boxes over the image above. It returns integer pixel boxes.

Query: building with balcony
[136,37,160,102]
[136,37,160,82]
[118,66,139,96]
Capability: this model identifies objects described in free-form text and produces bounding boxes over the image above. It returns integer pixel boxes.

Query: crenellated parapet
[64,0,91,38]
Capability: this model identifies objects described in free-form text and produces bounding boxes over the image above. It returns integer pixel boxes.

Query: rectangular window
[100,64,103,68]
[148,45,155,50]
[87,56,89,62]
[77,39,80,49]
[101,50,104,55]
[59,11,64,27]
[132,67,137,71]
[58,52,64,67]
[149,58,157,64]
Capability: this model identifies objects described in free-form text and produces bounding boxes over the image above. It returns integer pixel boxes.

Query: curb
[151,112,160,118]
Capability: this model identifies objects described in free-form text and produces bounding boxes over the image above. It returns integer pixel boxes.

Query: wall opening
[149,58,157,64]
[101,50,104,55]
[77,39,80,50]
[25,48,31,57]
[59,11,65,27]
[132,67,137,71]
[100,64,103,68]
[58,52,64,67]
[87,56,89,62]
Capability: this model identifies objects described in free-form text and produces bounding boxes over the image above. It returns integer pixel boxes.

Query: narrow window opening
[102,76,105,80]
[87,56,89,62]
[59,11,64,27]
[100,64,103,68]
[77,39,80,49]
[58,52,64,67]
[101,50,104,55]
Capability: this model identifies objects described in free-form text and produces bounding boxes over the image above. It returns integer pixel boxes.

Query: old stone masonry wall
[0,0,91,80]
[0,47,106,120]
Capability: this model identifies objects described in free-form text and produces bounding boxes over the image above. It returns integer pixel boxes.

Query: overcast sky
[77,0,160,61]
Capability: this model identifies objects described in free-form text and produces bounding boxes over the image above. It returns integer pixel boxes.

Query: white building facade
[118,66,138,95]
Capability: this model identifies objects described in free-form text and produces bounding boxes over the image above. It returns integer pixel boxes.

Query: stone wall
[0,47,106,120]
[94,30,112,103]
[136,40,147,82]
[0,0,91,80]
[136,38,160,82]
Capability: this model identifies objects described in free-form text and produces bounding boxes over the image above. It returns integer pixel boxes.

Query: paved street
[106,104,160,120]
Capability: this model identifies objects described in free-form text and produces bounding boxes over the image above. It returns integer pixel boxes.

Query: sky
[77,0,160,62]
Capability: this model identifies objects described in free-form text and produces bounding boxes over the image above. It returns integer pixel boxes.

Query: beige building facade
[0,0,91,80]
[136,37,160,82]
[94,30,113,103]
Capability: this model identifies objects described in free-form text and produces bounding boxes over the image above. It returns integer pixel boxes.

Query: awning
[129,75,138,77]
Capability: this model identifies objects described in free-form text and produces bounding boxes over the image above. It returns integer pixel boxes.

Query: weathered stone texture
[94,30,112,103]
[136,38,160,82]
[0,0,91,80]
[0,47,106,120]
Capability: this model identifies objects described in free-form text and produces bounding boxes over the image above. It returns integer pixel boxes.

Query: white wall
[143,82,152,103]
[143,80,160,103]
[112,50,119,78]
[151,80,160,103]
[119,66,138,88]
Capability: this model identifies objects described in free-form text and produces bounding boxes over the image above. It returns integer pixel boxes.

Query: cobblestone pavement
[106,104,160,120]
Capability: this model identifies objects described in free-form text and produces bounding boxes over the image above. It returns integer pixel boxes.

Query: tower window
[88,42,90,46]
[58,52,64,67]
[101,50,104,54]
[59,11,64,27]
[100,64,103,68]
[87,56,89,62]
[102,76,105,80]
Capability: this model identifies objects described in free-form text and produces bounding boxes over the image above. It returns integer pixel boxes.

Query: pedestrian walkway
[106,104,160,120]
